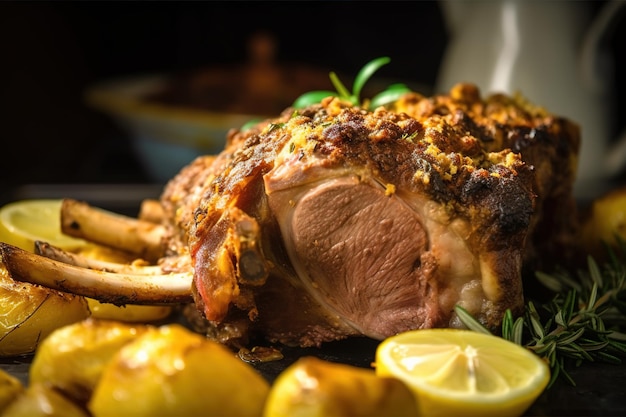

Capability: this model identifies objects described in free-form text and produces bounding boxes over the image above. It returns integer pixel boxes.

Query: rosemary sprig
[242,57,412,131]
[456,240,626,387]
[292,56,412,110]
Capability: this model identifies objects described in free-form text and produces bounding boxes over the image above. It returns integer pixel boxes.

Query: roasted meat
[157,83,580,347]
[1,83,580,349]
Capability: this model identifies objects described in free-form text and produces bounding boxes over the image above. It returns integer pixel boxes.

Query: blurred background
[0,1,624,197]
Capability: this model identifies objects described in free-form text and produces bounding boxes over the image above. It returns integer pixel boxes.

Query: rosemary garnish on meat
[242,57,411,131]
[456,241,626,388]
[292,56,412,110]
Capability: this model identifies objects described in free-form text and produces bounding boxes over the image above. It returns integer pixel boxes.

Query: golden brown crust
[393,84,580,267]
[159,83,580,345]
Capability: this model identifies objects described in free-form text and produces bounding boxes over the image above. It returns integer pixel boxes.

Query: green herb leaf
[329,72,352,102]
[502,309,514,341]
[369,83,412,109]
[454,305,491,334]
[240,118,265,131]
[292,90,338,109]
[455,236,626,387]
[511,317,525,345]
[291,56,412,109]
[352,56,391,102]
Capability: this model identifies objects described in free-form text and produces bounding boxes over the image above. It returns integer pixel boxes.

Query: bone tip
[0,241,16,254]
[0,241,25,265]
[34,240,47,254]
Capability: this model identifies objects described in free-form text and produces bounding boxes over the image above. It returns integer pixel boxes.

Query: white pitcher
[435,0,626,199]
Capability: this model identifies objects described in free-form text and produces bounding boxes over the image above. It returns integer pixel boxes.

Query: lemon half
[0,199,88,252]
[375,329,549,417]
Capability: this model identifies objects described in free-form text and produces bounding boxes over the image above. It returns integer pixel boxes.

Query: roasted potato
[88,324,270,417]
[1,383,89,417]
[263,356,418,417]
[29,318,152,405]
[580,186,626,258]
[0,264,90,357]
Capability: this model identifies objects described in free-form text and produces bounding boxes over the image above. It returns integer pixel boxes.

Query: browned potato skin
[88,324,270,417]
[1,383,89,417]
[263,356,419,417]
[0,264,91,357]
[29,319,153,406]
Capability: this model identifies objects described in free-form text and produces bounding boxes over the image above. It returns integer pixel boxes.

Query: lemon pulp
[0,199,88,251]
[376,329,549,417]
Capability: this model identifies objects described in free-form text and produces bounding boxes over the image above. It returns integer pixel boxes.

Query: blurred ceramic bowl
[85,52,334,183]
[85,73,265,183]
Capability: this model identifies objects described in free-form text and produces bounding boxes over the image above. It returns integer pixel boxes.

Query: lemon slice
[375,329,549,417]
[0,199,88,251]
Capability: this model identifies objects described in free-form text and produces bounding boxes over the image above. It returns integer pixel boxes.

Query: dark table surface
[2,335,625,416]
[1,183,626,416]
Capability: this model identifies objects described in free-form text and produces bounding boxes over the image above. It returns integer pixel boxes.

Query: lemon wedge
[0,199,88,251]
[375,329,549,417]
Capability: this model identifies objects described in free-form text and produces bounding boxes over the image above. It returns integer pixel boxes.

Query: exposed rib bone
[34,241,163,275]
[138,199,165,224]
[60,199,165,262]
[0,243,193,305]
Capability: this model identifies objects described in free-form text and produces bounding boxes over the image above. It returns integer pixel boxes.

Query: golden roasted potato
[0,368,23,413]
[29,318,153,405]
[1,383,89,417]
[263,356,419,417]
[0,264,90,357]
[88,324,270,417]
[580,186,626,257]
